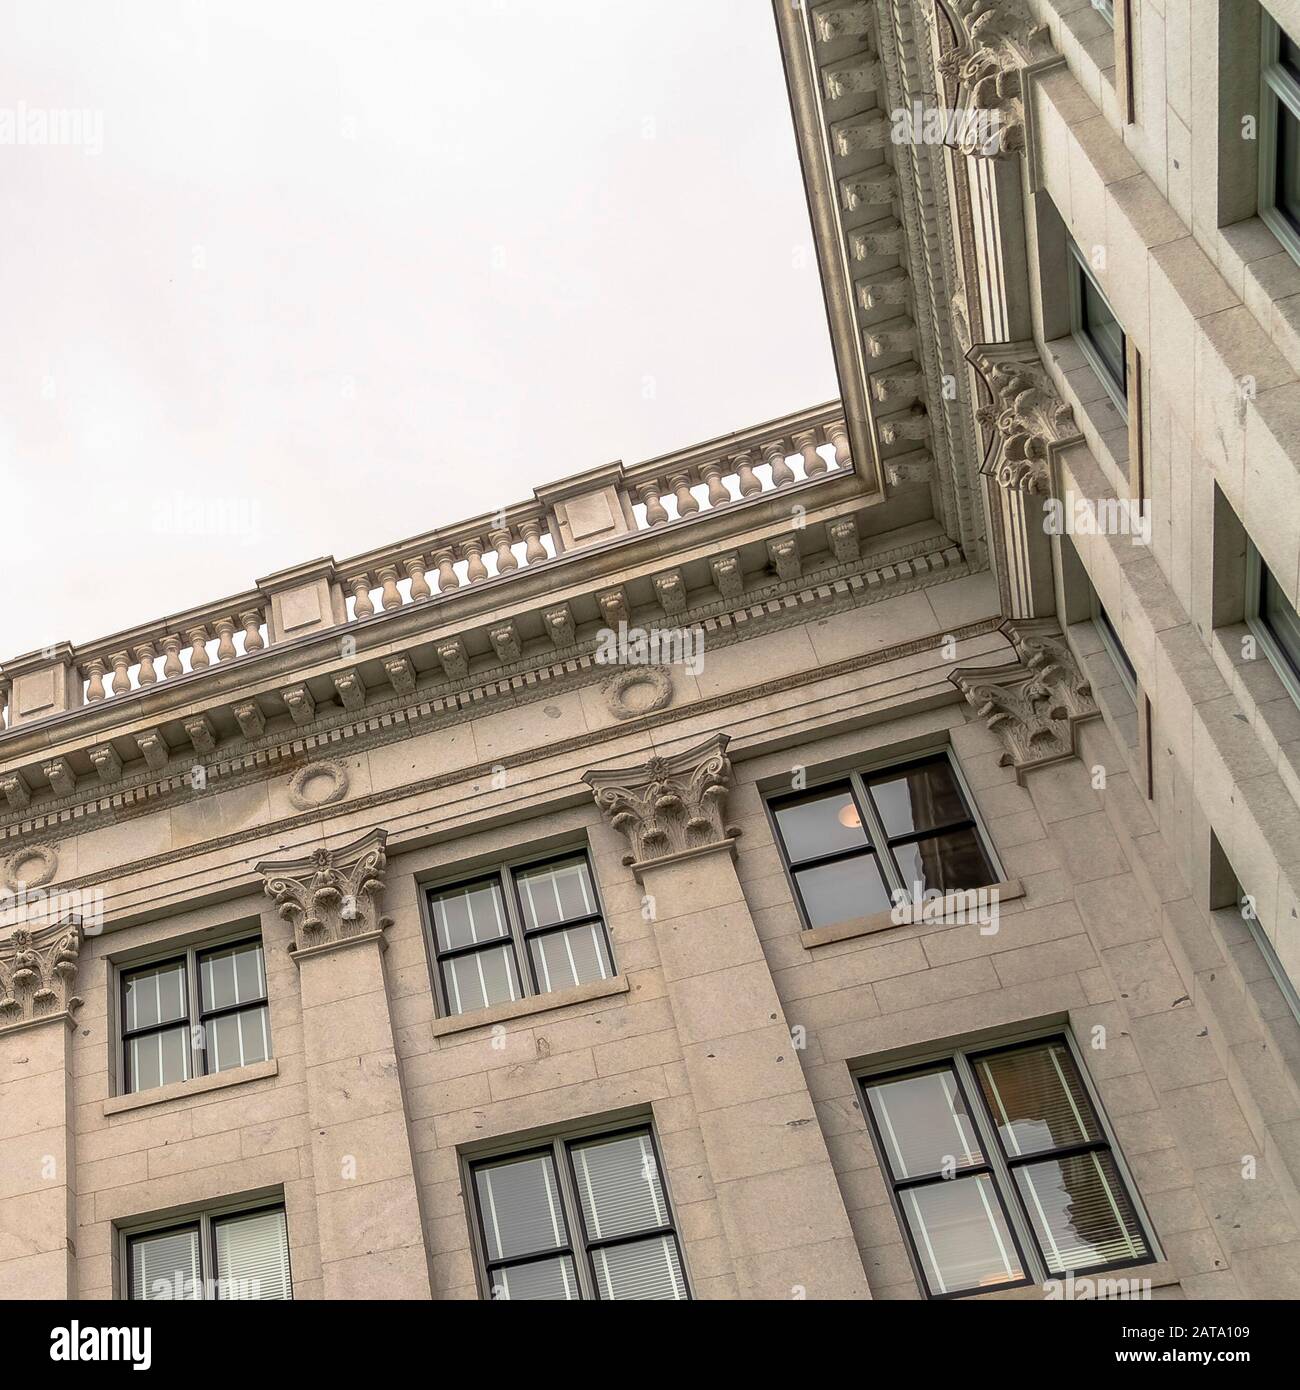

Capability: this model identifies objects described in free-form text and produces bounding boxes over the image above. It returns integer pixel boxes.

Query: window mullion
[186,947,203,1080]
[503,868,535,997]
[553,1140,593,1301]
[849,770,903,896]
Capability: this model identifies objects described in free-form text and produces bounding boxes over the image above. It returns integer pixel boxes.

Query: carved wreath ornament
[257,828,392,951]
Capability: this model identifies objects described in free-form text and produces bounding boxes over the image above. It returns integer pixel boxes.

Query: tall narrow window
[1248,538,1300,703]
[861,1036,1154,1298]
[127,1202,291,1301]
[1261,13,1300,264]
[470,1126,688,1301]
[1068,241,1127,415]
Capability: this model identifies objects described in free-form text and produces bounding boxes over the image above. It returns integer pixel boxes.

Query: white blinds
[131,1227,201,1301]
[214,1208,293,1300]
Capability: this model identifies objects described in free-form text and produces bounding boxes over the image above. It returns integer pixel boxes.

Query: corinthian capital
[968,341,1081,494]
[949,620,1097,777]
[583,734,739,869]
[0,919,85,1029]
[256,828,392,953]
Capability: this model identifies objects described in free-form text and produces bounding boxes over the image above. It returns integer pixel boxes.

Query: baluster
[700,461,731,508]
[376,565,403,611]
[134,642,158,686]
[827,419,852,467]
[187,626,211,670]
[84,658,107,703]
[520,520,548,565]
[793,429,827,477]
[347,574,375,619]
[109,651,132,697]
[463,540,489,584]
[432,548,459,593]
[214,618,238,662]
[239,611,266,652]
[490,530,519,573]
[731,450,762,498]
[763,438,796,487]
[637,480,669,528]
[404,555,432,600]
[667,472,700,518]
[161,635,184,678]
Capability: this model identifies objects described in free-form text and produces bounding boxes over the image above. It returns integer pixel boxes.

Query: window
[469,1126,688,1301]
[1261,13,1300,264]
[1093,0,1115,24]
[126,1201,292,1301]
[860,1036,1154,1298]
[426,851,614,1017]
[1068,241,1127,415]
[120,936,270,1094]
[1094,597,1137,698]
[1247,538,1300,703]
[768,752,999,931]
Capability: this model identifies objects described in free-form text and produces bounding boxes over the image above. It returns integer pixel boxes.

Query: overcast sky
[0,0,836,659]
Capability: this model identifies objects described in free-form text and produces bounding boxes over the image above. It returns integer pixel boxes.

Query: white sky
[0,0,837,659]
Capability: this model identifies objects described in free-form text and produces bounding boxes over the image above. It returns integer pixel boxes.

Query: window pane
[490,1255,580,1301]
[199,940,266,1013]
[1262,558,1300,679]
[794,853,892,928]
[130,1226,201,1300]
[475,1153,568,1262]
[515,857,596,930]
[891,827,997,897]
[865,1067,984,1180]
[430,879,509,952]
[571,1132,668,1241]
[592,1235,688,1301]
[1279,100,1300,234]
[205,1004,271,1074]
[1282,29,1300,77]
[1079,264,1125,390]
[127,1024,191,1093]
[529,923,611,994]
[214,1208,293,1300]
[442,943,520,1015]
[974,1041,1102,1158]
[867,759,969,838]
[1015,1151,1151,1275]
[123,959,187,1032]
[773,786,869,862]
[900,1174,1024,1296]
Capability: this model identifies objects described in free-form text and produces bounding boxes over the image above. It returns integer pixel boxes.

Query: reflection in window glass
[794,854,892,928]
[900,1174,1025,1296]
[772,787,868,861]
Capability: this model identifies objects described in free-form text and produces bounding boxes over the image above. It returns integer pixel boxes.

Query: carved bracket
[256,828,392,953]
[967,341,1081,494]
[583,733,740,869]
[0,919,84,1029]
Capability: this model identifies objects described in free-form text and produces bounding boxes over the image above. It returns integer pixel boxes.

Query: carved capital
[0,919,85,1029]
[949,619,1097,776]
[967,341,1080,494]
[256,828,392,953]
[583,734,740,869]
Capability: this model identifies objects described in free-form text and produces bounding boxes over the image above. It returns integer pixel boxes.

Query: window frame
[857,1030,1159,1299]
[765,747,1004,933]
[1092,594,1138,700]
[422,846,615,1019]
[1259,11,1300,267]
[122,1196,291,1302]
[117,932,271,1095]
[1246,537,1300,707]
[1067,240,1128,418]
[465,1120,690,1301]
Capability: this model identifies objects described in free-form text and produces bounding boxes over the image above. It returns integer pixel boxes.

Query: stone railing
[0,402,852,733]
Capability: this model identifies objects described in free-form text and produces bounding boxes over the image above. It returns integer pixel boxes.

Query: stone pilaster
[585,736,870,1300]
[0,920,84,1298]
[257,830,432,1299]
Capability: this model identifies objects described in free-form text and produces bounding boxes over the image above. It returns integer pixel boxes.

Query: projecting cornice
[0,919,85,1031]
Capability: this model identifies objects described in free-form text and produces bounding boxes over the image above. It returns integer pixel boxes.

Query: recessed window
[768,752,999,931]
[469,1126,688,1301]
[1068,241,1127,415]
[860,1037,1154,1298]
[426,852,614,1016]
[1261,13,1300,263]
[1094,598,1137,698]
[1247,538,1300,702]
[126,1201,292,1301]
[1093,0,1115,25]
[120,936,270,1094]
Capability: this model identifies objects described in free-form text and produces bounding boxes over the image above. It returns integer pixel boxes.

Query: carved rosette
[256,828,393,953]
[583,734,740,868]
[968,342,1080,495]
[0,919,85,1028]
[949,619,1097,775]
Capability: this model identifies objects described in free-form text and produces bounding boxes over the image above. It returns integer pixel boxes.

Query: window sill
[800,880,1025,950]
[431,975,630,1039]
[967,1260,1177,1300]
[103,1058,279,1117]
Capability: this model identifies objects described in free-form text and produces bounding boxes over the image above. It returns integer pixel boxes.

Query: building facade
[1,0,1299,1301]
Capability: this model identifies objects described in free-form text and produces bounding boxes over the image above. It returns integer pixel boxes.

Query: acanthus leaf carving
[967,341,1080,494]
[256,828,392,953]
[0,918,85,1029]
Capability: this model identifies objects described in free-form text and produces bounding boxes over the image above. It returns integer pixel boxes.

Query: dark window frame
[765,749,1001,933]
[423,848,615,1018]
[1067,241,1128,416]
[118,933,270,1095]
[467,1122,690,1301]
[1247,537,1300,705]
[858,1032,1157,1299]
[1260,11,1300,264]
[123,1198,291,1302]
